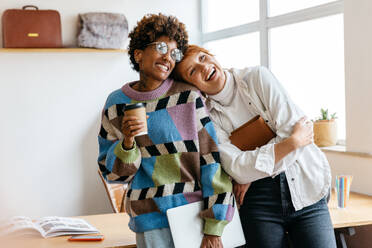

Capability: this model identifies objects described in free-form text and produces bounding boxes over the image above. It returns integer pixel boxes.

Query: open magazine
[0,216,99,238]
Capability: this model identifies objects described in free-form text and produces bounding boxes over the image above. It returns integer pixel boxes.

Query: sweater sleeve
[97,102,141,183]
[195,95,235,237]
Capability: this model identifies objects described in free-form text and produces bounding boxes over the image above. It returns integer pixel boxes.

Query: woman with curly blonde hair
[173,45,336,248]
[98,15,235,248]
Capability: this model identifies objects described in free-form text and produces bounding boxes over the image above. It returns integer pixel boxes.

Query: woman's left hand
[291,116,314,148]
[200,234,223,248]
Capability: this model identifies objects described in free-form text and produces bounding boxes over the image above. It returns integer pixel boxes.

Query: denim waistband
[246,172,295,216]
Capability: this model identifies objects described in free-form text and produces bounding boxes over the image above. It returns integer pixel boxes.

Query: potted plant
[313,108,338,147]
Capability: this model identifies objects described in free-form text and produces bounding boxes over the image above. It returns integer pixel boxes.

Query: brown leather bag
[229,115,276,151]
[2,5,62,48]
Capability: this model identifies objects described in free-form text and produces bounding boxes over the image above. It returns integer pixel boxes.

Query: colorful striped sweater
[98,78,234,236]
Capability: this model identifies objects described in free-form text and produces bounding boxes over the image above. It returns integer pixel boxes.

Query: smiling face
[135,36,178,84]
[175,51,226,95]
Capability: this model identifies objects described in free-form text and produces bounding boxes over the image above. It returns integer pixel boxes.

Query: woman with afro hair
[98,14,235,248]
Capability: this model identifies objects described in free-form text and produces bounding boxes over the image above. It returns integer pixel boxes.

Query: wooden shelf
[0,48,127,53]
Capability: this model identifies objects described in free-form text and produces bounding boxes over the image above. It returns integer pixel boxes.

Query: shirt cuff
[254,143,275,175]
[114,140,140,164]
[203,218,229,236]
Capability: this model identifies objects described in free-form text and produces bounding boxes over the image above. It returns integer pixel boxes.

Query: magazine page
[0,216,43,237]
[35,216,99,238]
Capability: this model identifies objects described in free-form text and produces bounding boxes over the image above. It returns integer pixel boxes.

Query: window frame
[200,0,344,68]
[200,0,345,144]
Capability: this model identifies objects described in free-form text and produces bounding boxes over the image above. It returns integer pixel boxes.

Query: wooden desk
[329,191,372,248]
[329,191,372,228]
[3,213,136,248]
[4,193,372,248]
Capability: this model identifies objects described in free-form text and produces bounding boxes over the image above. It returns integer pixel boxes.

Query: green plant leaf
[318,108,336,120]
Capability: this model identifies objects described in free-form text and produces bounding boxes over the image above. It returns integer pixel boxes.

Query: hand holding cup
[121,103,148,149]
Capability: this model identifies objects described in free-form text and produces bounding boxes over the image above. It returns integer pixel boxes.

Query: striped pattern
[127,181,201,201]
[201,152,221,166]
[139,140,200,158]
[97,80,234,236]
[104,91,199,121]
[207,191,235,209]
[146,91,195,112]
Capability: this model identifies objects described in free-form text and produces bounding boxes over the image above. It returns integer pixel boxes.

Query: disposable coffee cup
[124,103,147,136]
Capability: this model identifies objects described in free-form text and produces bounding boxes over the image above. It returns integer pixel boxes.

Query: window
[269,0,336,17]
[205,33,260,68]
[201,0,345,140]
[204,0,259,32]
[270,14,345,138]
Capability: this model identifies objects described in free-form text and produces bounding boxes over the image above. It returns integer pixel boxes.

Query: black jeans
[239,173,336,248]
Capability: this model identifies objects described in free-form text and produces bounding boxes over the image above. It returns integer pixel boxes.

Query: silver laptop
[166,201,246,248]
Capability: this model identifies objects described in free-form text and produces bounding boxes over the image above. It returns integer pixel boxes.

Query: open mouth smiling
[156,63,170,72]
[206,67,216,81]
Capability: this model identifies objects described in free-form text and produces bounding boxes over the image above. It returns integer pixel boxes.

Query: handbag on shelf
[229,115,276,151]
[77,12,128,49]
[2,5,62,48]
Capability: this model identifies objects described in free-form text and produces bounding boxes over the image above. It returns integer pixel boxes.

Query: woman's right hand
[291,117,314,149]
[233,181,251,205]
[121,116,146,149]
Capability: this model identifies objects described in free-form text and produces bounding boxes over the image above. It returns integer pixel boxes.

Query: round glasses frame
[147,41,183,62]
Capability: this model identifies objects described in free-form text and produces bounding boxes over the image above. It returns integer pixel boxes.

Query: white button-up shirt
[205,66,331,211]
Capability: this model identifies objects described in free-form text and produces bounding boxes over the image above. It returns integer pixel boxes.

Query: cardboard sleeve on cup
[124,103,148,136]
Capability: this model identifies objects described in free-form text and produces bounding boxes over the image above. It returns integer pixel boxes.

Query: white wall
[0,0,201,48]
[344,0,372,154]
[0,0,200,218]
[325,0,372,196]
[326,152,372,195]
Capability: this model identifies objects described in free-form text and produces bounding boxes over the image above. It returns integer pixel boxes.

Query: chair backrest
[98,170,127,213]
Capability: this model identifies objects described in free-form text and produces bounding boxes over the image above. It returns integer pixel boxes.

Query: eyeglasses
[147,41,183,62]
